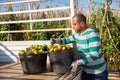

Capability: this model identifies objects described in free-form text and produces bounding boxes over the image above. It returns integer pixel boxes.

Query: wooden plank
[0,41,50,46]
[0,6,70,15]
[0,17,70,25]
[0,46,29,50]
[0,0,41,5]
[0,28,72,34]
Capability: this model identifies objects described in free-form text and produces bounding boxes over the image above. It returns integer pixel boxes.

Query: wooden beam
[0,28,72,34]
[0,6,70,15]
[0,0,41,5]
[0,17,70,24]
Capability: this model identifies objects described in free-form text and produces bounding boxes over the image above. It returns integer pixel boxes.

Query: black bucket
[19,53,47,74]
[48,48,74,75]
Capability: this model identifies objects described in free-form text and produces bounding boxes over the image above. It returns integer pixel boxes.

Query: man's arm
[50,34,75,44]
[73,31,102,65]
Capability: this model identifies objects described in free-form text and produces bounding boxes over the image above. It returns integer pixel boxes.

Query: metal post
[70,0,74,33]
[70,0,78,33]
[28,2,32,30]
[70,0,74,19]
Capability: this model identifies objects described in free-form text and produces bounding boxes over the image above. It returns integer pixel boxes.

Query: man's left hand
[70,60,84,73]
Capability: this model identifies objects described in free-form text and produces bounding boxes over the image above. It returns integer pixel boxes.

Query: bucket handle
[51,35,80,61]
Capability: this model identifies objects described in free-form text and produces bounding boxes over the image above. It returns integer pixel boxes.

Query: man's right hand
[50,38,56,45]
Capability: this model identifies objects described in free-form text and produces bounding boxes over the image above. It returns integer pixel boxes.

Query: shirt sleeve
[56,34,75,44]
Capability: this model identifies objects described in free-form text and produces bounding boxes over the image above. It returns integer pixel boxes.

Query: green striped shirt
[59,28,106,74]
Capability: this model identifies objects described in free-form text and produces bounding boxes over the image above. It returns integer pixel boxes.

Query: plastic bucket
[48,48,74,75]
[19,53,47,74]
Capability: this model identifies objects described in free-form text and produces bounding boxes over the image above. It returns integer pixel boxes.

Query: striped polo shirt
[59,28,106,74]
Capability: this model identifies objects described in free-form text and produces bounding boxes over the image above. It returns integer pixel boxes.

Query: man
[51,13,108,80]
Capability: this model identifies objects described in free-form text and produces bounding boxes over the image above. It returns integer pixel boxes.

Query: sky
[0,0,119,12]
[80,0,119,11]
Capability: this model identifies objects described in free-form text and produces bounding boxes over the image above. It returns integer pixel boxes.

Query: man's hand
[50,38,56,45]
[70,61,79,73]
[70,60,84,73]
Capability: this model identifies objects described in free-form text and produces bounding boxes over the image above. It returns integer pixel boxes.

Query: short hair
[72,13,86,23]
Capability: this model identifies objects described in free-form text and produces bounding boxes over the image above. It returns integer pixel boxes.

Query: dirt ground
[0,62,119,80]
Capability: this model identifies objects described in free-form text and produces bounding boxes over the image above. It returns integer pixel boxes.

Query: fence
[0,0,79,34]
[0,0,79,62]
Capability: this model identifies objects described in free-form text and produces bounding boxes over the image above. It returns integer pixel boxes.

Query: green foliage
[87,1,120,71]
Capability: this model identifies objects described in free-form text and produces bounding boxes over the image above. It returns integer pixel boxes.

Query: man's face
[72,17,82,32]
